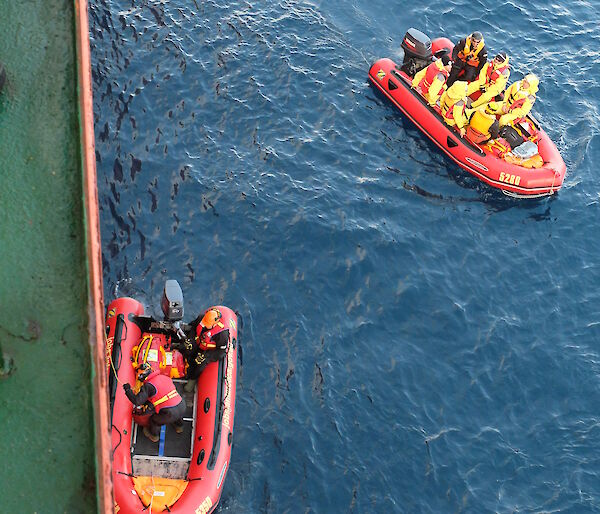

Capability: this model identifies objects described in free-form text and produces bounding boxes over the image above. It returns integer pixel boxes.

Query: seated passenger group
[412,31,539,144]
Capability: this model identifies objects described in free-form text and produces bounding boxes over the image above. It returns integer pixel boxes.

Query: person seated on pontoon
[485,74,539,127]
[179,308,230,391]
[412,54,452,107]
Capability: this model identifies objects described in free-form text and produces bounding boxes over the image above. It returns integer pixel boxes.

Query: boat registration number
[195,496,213,514]
[499,172,521,186]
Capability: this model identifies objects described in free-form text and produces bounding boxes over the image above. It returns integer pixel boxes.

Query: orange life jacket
[419,60,449,95]
[458,37,485,67]
[132,333,167,372]
[466,110,495,143]
[443,100,466,122]
[197,321,228,351]
[486,62,509,84]
[466,126,488,144]
[505,81,535,112]
[146,371,182,413]
[506,90,526,110]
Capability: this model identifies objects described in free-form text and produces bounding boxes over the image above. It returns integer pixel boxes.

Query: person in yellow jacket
[412,54,452,106]
[440,81,470,137]
[486,74,539,127]
[466,52,510,109]
[465,109,499,144]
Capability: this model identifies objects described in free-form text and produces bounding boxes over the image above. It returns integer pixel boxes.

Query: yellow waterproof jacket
[485,81,535,123]
[467,61,510,108]
[411,67,427,89]
[440,82,469,129]
[494,81,536,125]
[412,60,449,106]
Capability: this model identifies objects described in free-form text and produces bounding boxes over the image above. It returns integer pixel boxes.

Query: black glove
[123,383,131,391]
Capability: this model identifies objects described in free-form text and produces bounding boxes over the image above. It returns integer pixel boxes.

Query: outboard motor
[161,279,184,321]
[401,28,433,77]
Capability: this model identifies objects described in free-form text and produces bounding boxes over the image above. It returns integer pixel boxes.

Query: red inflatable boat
[105,280,238,513]
[368,29,566,198]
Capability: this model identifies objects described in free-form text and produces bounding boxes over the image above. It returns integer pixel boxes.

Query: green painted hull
[0,1,96,511]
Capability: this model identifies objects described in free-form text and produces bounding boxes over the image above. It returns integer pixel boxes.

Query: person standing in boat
[485,73,539,127]
[440,81,470,137]
[466,52,511,109]
[447,32,488,87]
[123,362,186,443]
[179,308,230,391]
[412,54,453,107]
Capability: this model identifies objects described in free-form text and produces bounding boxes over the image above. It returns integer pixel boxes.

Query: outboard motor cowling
[401,28,433,77]
[161,279,184,321]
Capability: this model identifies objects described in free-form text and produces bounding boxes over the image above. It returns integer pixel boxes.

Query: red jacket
[144,371,181,413]
[420,60,449,96]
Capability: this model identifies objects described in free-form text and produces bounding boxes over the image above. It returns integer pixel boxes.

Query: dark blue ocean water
[89,1,600,512]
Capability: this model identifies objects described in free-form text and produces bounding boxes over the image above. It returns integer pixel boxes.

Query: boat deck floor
[131,379,196,462]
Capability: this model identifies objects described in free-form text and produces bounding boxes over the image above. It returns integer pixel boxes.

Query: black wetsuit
[178,317,229,381]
